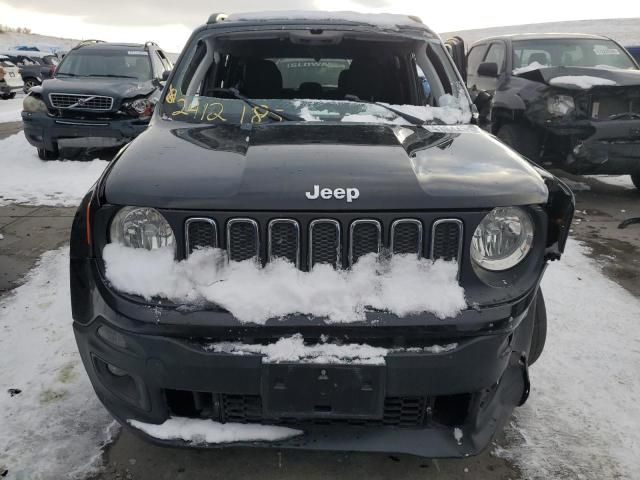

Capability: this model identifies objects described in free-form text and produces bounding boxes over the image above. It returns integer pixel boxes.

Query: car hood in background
[514,66,640,90]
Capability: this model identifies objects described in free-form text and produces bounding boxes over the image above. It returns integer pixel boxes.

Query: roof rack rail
[144,41,159,50]
[207,13,228,24]
[74,39,105,49]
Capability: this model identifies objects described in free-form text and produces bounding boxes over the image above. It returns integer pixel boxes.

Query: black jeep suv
[71,12,574,457]
[21,40,172,160]
[457,33,640,189]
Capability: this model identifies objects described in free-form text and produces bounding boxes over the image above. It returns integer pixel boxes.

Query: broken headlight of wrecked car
[121,97,154,118]
[471,207,534,271]
[546,94,575,117]
[109,207,175,251]
[23,94,48,113]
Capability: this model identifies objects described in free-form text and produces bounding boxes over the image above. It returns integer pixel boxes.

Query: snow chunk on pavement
[103,244,467,324]
[512,61,550,75]
[549,75,617,89]
[0,247,115,480]
[0,133,108,206]
[587,175,635,190]
[129,417,302,444]
[498,239,640,479]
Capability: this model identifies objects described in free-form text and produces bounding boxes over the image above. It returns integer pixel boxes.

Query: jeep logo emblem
[305,185,360,203]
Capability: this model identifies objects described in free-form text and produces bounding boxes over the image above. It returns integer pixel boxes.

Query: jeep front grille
[185,215,464,271]
[49,93,114,111]
[309,219,341,268]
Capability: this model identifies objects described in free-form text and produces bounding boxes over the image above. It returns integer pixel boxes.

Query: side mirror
[477,62,499,78]
[473,90,493,115]
[40,66,54,79]
[161,70,172,81]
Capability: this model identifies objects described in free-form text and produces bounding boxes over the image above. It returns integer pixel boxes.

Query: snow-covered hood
[514,66,640,91]
[41,76,157,109]
[103,121,548,210]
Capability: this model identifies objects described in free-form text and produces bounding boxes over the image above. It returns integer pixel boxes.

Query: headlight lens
[471,207,534,271]
[547,95,575,117]
[23,94,48,113]
[123,97,154,117]
[109,207,175,251]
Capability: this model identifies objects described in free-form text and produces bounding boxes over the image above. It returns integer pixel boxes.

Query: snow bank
[549,75,617,89]
[102,244,467,324]
[0,95,23,123]
[512,61,550,75]
[129,417,302,444]
[0,133,108,206]
[0,248,116,480]
[498,239,640,479]
[587,175,635,190]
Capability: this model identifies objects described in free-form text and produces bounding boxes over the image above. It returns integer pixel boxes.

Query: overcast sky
[2,0,640,52]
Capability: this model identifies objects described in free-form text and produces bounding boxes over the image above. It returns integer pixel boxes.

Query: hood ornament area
[305,185,360,203]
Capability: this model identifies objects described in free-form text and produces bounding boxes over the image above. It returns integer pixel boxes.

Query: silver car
[0,55,24,99]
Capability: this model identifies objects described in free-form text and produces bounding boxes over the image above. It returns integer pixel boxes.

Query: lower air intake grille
[431,219,463,261]
[227,219,259,262]
[220,394,427,427]
[185,218,217,255]
[309,219,341,268]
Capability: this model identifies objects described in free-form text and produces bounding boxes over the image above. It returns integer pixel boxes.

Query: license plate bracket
[261,364,385,419]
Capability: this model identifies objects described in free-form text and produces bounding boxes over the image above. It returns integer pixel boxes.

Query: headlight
[109,207,175,251]
[547,95,574,117]
[471,207,534,271]
[23,94,48,113]
[122,97,154,117]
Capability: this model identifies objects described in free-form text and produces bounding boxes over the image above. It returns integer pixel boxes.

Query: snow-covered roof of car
[217,11,433,34]
[473,32,612,44]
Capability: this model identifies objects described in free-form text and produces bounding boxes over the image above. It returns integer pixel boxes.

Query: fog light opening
[106,363,129,377]
[97,325,127,349]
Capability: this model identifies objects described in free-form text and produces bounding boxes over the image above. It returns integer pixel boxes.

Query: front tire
[528,289,547,366]
[1,92,16,100]
[497,123,541,162]
[631,173,640,190]
[37,146,59,161]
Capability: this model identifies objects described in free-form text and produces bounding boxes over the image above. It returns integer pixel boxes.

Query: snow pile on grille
[102,244,467,324]
[129,417,302,444]
[206,334,458,364]
[549,75,617,89]
[0,247,116,480]
[0,133,108,206]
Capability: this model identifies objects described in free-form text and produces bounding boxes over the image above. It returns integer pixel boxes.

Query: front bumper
[73,256,537,458]
[543,118,640,174]
[21,111,149,150]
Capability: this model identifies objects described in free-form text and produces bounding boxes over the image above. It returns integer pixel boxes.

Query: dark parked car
[0,50,59,92]
[21,40,172,160]
[626,45,640,64]
[454,33,640,189]
[71,12,574,458]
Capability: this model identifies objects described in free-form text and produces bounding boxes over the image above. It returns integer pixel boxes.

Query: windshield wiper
[85,74,139,79]
[344,94,431,126]
[211,87,304,122]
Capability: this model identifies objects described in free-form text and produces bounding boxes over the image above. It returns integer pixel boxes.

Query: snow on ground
[0,31,78,53]
[0,247,116,480]
[498,239,640,479]
[0,95,23,123]
[102,244,467,323]
[549,75,618,89]
[129,417,302,445]
[0,133,108,206]
[588,174,636,190]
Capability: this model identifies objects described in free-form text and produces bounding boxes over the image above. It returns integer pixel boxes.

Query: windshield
[56,49,152,80]
[162,31,472,125]
[513,38,638,71]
